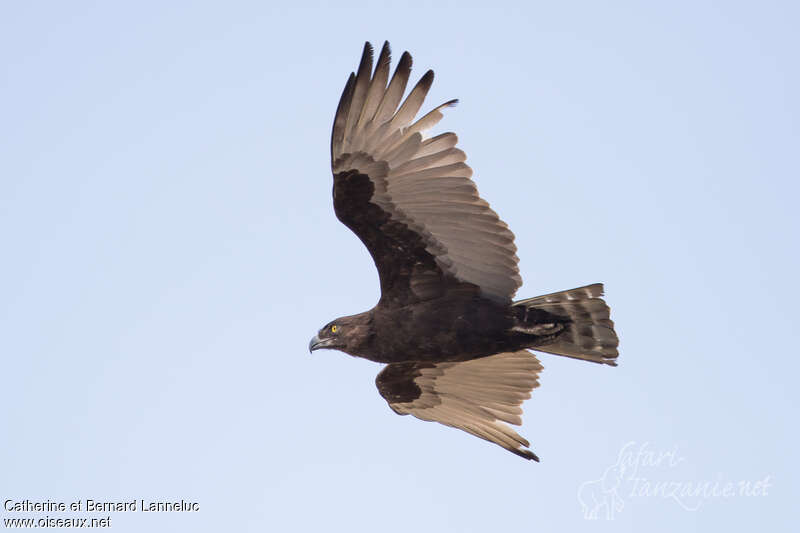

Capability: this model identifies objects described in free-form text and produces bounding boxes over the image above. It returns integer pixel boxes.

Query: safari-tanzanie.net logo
[577,441,771,519]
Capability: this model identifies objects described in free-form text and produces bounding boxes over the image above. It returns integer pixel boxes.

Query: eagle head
[309,312,372,355]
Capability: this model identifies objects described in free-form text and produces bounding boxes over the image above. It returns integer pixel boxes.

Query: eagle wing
[375,350,543,461]
[331,42,521,305]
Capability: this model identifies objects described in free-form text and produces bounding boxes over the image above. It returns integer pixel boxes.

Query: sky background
[1,1,798,531]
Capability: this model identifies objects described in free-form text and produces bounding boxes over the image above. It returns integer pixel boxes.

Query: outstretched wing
[375,350,543,461]
[331,42,521,305]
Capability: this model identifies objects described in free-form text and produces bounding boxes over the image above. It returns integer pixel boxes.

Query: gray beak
[309,334,321,353]
[309,334,338,353]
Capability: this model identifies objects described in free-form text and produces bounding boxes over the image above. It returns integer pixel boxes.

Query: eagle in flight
[309,42,619,461]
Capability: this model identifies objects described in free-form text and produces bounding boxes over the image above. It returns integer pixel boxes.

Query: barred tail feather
[514,283,619,366]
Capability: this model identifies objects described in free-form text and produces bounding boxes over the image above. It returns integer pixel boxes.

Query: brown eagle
[309,42,619,461]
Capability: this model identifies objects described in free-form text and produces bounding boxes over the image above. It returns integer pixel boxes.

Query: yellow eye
[330,325,338,333]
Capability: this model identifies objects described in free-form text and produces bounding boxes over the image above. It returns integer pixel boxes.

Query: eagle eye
[330,325,338,333]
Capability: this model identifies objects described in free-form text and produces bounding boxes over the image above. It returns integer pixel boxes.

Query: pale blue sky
[1,1,798,531]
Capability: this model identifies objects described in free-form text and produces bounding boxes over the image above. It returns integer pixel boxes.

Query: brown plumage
[309,42,619,461]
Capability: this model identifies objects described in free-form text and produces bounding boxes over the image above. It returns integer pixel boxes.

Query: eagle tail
[513,283,619,366]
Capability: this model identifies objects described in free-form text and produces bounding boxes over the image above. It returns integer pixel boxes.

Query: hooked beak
[308,334,336,353]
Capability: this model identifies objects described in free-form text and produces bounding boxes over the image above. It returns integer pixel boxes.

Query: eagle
[309,42,619,461]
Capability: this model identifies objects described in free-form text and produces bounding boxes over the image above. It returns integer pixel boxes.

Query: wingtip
[398,50,412,70]
[419,69,435,88]
[358,42,374,74]
[375,41,391,68]
[516,448,540,462]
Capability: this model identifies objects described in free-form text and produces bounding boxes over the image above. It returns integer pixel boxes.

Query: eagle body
[309,42,619,461]
[350,297,531,363]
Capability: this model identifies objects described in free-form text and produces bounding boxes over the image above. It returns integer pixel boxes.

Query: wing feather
[341,43,374,152]
[355,42,391,132]
[417,132,459,157]
[373,52,413,124]
[375,351,543,461]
